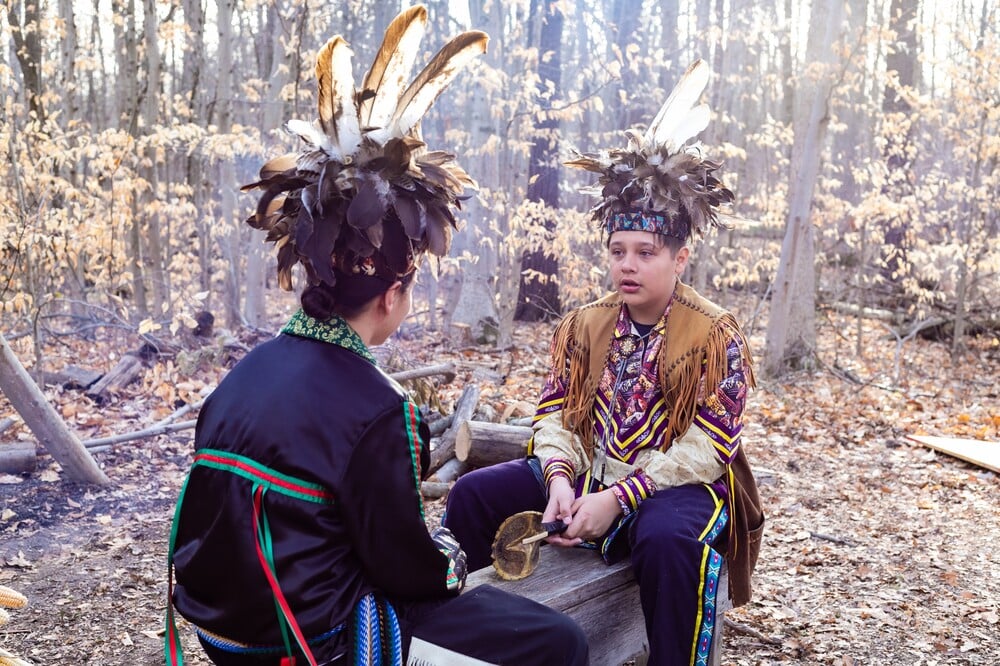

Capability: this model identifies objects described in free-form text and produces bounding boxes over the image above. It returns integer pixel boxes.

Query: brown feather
[390,31,488,138]
[359,5,427,128]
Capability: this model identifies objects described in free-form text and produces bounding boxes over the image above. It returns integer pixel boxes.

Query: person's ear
[674,246,690,274]
[382,281,404,313]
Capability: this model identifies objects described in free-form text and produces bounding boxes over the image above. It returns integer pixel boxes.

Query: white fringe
[406,637,498,666]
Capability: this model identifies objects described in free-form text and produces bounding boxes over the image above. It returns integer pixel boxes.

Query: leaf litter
[0,315,997,664]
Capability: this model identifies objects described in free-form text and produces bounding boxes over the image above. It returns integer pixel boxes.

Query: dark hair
[301,269,416,321]
[657,233,686,256]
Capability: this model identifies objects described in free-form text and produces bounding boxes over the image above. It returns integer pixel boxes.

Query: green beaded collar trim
[281,309,376,366]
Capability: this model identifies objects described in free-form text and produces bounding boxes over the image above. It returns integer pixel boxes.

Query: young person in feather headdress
[164,7,587,666]
[444,61,765,666]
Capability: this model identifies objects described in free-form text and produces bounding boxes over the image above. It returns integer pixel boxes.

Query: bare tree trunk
[764,0,844,376]
[952,1,993,352]
[57,0,78,122]
[214,0,242,329]
[879,0,918,287]
[450,2,502,344]
[0,333,109,484]
[244,3,290,328]
[6,0,45,121]
[516,0,563,322]
[142,0,167,316]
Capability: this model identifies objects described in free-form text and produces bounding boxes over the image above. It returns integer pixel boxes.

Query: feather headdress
[243,5,488,290]
[565,59,734,241]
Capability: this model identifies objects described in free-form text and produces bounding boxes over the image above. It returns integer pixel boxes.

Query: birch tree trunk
[764,0,844,376]
[0,333,109,484]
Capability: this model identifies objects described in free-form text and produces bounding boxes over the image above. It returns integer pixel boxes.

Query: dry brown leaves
[0,315,998,664]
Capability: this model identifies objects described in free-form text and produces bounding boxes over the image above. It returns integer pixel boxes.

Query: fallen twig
[389,363,456,384]
[810,531,857,546]
[152,385,215,429]
[723,618,782,645]
[83,420,198,452]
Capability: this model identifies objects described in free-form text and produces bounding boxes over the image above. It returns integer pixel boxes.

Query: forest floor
[0,308,998,666]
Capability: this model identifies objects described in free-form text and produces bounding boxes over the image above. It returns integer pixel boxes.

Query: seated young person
[444,61,765,666]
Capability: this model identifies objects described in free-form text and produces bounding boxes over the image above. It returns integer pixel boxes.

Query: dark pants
[445,459,727,666]
[199,573,587,666]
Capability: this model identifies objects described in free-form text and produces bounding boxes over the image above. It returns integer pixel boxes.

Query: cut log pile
[418,386,535,499]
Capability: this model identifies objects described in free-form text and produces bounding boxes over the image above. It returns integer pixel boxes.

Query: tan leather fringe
[551,309,598,457]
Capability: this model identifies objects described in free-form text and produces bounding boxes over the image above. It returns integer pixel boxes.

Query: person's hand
[563,490,621,542]
[543,477,582,547]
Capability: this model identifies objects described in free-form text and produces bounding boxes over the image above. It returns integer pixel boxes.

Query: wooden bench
[464,546,731,666]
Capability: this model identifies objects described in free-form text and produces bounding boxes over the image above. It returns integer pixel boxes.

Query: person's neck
[627,288,675,326]
[344,314,379,348]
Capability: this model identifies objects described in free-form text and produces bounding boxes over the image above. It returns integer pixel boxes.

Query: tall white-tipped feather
[389,31,489,140]
[316,37,361,157]
[644,59,711,151]
[360,5,428,130]
[661,103,711,152]
[285,118,338,159]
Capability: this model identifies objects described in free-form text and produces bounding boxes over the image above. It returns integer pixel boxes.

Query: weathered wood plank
[464,545,730,666]
[907,434,1000,473]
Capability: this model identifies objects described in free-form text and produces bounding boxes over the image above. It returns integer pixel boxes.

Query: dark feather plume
[242,5,487,291]
[565,59,734,240]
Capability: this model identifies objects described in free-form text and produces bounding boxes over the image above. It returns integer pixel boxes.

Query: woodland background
[1,0,999,664]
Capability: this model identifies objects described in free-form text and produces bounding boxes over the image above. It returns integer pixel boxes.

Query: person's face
[608,230,688,324]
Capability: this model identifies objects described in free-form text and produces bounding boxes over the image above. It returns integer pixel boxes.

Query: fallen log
[429,456,469,484]
[823,302,902,323]
[0,442,36,474]
[0,417,16,438]
[420,481,450,500]
[0,332,108,484]
[427,414,454,438]
[85,354,145,403]
[455,420,532,468]
[41,365,102,390]
[427,385,480,476]
[390,363,457,385]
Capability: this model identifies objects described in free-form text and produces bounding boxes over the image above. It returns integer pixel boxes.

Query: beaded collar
[281,309,377,366]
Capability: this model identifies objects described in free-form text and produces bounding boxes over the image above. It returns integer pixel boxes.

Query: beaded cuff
[613,469,658,513]
[543,458,575,490]
[611,485,631,517]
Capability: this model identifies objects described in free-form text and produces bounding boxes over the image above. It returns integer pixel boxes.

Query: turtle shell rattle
[490,511,568,580]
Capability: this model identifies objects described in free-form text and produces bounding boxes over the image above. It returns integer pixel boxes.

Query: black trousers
[445,458,727,666]
[199,584,588,666]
